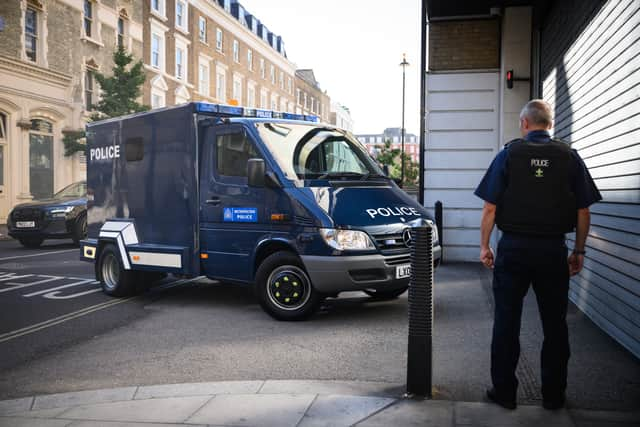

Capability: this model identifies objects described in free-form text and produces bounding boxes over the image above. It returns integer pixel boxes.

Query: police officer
[474,99,601,410]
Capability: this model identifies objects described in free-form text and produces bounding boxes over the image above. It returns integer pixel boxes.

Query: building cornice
[0,54,72,88]
[191,0,295,75]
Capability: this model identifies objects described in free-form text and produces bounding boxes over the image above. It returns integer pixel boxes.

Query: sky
[239,0,422,136]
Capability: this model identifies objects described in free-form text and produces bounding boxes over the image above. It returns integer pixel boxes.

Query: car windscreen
[255,122,384,182]
[54,181,87,198]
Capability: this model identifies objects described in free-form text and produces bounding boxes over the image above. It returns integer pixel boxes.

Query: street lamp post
[400,53,410,187]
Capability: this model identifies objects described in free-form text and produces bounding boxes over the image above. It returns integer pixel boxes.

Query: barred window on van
[125,137,144,161]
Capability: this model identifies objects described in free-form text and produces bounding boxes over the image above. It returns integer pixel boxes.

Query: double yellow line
[0,277,204,344]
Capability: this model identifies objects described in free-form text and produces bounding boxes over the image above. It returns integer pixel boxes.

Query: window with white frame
[151,32,163,69]
[280,98,286,113]
[279,71,284,90]
[233,40,239,63]
[83,0,94,38]
[24,7,38,62]
[85,68,95,111]
[117,16,126,49]
[311,97,315,113]
[270,65,275,84]
[260,58,265,79]
[216,70,226,101]
[247,49,253,71]
[271,94,277,111]
[232,75,242,103]
[199,59,210,97]
[296,89,301,105]
[216,28,223,51]
[303,93,308,109]
[175,38,189,81]
[151,0,165,17]
[175,0,188,32]
[151,90,165,109]
[247,85,255,108]
[260,90,268,109]
[198,16,207,42]
[287,77,292,94]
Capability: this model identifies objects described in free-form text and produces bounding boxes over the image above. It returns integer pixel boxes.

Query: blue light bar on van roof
[195,102,319,123]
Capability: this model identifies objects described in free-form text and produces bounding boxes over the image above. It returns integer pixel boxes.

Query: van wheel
[72,214,87,245]
[364,286,408,300]
[19,238,43,249]
[255,251,323,321]
[97,243,136,297]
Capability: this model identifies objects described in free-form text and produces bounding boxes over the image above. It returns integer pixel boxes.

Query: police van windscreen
[256,123,385,182]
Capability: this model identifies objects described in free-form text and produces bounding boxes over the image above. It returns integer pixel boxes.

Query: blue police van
[80,102,441,320]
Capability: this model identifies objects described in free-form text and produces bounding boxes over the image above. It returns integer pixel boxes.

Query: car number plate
[16,221,36,228]
[395,264,411,279]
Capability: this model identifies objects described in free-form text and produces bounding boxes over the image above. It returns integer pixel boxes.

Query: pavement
[0,224,10,241]
[0,380,639,427]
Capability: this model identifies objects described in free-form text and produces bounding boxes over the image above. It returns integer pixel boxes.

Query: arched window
[29,119,54,199]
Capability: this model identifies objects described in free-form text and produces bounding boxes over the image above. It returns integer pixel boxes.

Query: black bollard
[406,222,433,397]
[435,201,443,263]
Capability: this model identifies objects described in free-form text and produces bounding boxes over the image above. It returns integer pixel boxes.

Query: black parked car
[7,181,87,248]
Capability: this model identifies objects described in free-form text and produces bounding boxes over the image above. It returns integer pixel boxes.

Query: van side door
[199,124,269,282]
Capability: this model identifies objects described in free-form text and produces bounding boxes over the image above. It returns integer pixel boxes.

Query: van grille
[385,254,411,266]
[12,208,45,221]
[373,232,410,254]
[294,216,315,227]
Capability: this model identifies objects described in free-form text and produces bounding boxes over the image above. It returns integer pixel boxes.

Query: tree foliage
[63,46,148,156]
[376,139,419,188]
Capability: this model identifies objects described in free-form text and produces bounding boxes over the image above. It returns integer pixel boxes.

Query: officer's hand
[568,253,584,276]
[480,247,495,269]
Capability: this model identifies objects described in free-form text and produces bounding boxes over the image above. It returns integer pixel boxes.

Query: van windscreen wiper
[317,172,367,180]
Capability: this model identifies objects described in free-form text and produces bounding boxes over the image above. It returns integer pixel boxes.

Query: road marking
[44,288,103,300]
[23,279,97,297]
[0,249,78,261]
[0,276,204,343]
[0,274,33,282]
[0,275,63,293]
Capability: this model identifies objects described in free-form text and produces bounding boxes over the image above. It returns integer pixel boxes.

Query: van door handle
[206,197,221,206]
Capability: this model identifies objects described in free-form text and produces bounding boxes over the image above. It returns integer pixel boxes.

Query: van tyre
[255,251,323,321]
[364,285,408,300]
[19,237,43,249]
[96,243,137,297]
[72,214,87,245]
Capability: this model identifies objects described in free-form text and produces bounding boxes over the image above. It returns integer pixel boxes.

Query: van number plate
[16,221,36,228]
[395,264,411,279]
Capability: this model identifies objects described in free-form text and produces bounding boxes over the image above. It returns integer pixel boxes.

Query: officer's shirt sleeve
[474,149,508,204]
[571,150,603,208]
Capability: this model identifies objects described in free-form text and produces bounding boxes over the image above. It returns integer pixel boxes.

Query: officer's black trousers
[491,240,570,402]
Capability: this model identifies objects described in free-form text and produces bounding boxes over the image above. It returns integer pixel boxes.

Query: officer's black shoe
[542,395,566,410]
[486,388,517,410]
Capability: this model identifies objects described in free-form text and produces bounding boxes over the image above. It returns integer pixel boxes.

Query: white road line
[23,279,97,297]
[0,277,204,343]
[44,288,103,299]
[0,249,78,261]
[0,276,63,293]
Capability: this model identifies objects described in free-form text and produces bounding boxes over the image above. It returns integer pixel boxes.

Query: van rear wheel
[255,251,323,321]
[97,243,137,297]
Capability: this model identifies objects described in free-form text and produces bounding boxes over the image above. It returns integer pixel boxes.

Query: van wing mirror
[247,158,266,187]
[382,164,390,176]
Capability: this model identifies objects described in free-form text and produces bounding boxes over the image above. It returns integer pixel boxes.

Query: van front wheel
[255,252,323,321]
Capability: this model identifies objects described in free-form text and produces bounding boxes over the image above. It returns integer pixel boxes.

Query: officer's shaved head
[520,99,553,128]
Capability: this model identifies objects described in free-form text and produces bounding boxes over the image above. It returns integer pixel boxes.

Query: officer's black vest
[495,138,577,235]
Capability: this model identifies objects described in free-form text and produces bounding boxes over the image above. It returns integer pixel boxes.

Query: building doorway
[29,119,54,200]
[0,113,8,222]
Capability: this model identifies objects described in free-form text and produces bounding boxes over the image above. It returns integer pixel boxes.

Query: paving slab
[134,380,264,399]
[187,393,315,426]
[0,417,69,427]
[569,409,640,425]
[60,395,211,424]
[6,407,70,419]
[0,397,33,415]
[356,398,454,427]
[455,401,575,427]
[298,394,396,427]
[259,380,403,397]
[33,387,137,410]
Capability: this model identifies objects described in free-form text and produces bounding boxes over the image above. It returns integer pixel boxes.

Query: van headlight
[319,228,375,251]
[432,225,439,246]
[48,206,74,218]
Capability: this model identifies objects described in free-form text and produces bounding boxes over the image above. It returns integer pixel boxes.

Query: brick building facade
[0,0,143,223]
[356,128,419,164]
[295,69,330,123]
[143,0,298,113]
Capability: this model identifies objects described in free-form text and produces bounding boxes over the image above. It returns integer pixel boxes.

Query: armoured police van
[80,102,441,320]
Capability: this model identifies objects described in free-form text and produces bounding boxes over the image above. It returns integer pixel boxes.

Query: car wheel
[255,251,323,321]
[96,243,137,297]
[19,238,43,249]
[72,214,87,245]
[363,286,408,300]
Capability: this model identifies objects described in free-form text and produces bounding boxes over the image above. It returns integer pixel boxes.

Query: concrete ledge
[32,387,137,411]
[259,380,404,397]
[134,380,264,399]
